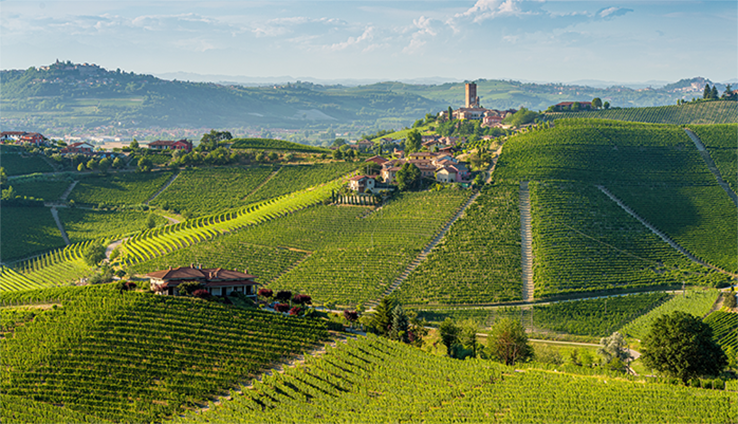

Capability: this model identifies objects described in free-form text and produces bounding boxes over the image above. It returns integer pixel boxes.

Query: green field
[704,309,738,353]
[178,334,736,424]
[150,166,275,217]
[548,100,738,125]
[0,207,64,261]
[68,171,174,206]
[397,182,523,305]
[58,208,169,243]
[0,284,329,423]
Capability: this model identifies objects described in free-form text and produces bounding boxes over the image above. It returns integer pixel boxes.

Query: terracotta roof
[365,156,388,164]
[147,265,255,281]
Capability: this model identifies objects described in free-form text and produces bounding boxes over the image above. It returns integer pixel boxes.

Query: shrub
[274,303,290,313]
[289,306,302,316]
[275,290,292,303]
[292,294,312,305]
[258,288,274,299]
[192,289,211,299]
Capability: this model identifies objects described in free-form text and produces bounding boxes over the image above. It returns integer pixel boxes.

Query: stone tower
[465,82,480,108]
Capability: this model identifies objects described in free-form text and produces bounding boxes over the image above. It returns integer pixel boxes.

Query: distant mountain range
[0,60,731,136]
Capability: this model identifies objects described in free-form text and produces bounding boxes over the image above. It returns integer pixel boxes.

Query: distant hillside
[0,61,726,135]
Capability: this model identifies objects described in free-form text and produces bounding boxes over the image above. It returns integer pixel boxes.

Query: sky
[1,1,736,85]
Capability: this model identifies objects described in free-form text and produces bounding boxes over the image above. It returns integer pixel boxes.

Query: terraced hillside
[0,285,328,423]
[687,124,738,193]
[178,334,737,424]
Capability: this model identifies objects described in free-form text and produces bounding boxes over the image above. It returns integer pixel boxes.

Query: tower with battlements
[465,82,480,108]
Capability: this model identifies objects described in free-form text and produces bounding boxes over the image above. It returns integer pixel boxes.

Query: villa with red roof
[148,139,193,152]
[146,265,258,297]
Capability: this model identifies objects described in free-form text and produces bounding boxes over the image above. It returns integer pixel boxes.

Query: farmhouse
[354,139,374,152]
[148,139,193,152]
[553,101,593,111]
[147,265,258,297]
[365,155,389,166]
[61,142,95,154]
[348,175,377,193]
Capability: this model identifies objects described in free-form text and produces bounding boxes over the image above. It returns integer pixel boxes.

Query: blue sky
[1,1,736,84]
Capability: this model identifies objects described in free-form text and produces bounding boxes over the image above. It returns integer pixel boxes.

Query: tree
[86,158,98,171]
[438,318,460,356]
[368,297,395,336]
[130,139,139,149]
[82,243,107,266]
[396,162,421,191]
[198,130,232,151]
[703,84,712,99]
[406,130,422,153]
[603,101,610,109]
[571,102,581,111]
[0,167,7,189]
[292,294,312,305]
[137,157,153,172]
[98,157,111,173]
[391,304,409,343]
[77,163,85,172]
[724,292,737,309]
[145,214,157,230]
[447,106,454,120]
[641,311,727,384]
[458,319,480,358]
[112,157,124,169]
[722,84,734,99]
[597,332,632,371]
[487,317,533,366]
[591,97,603,110]
[710,85,719,100]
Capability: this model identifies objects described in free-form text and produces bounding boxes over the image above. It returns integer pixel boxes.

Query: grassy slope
[547,100,738,125]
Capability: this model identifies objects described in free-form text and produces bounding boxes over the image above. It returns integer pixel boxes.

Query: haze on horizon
[1,0,736,86]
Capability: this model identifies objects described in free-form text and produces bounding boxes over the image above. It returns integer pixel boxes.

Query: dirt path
[485,145,504,184]
[146,170,180,204]
[105,238,128,260]
[684,128,738,207]
[243,167,281,201]
[59,180,78,202]
[597,185,737,278]
[364,191,481,309]
[49,207,70,245]
[520,181,534,303]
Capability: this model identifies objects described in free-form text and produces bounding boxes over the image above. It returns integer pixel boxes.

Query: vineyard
[0,284,329,423]
[10,177,71,202]
[0,207,65,261]
[245,162,360,204]
[620,289,720,340]
[262,189,474,306]
[396,182,523,305]
[412,292,670,338]
[547,100,738,125]
[149,166,275,217]
[128,239,308,285]
[59,208,169,243]
[0,152,54,176]
[530,182,730,297]
[68,171,175,206]
[230,137,329,153]
[704,310,738,352]
[688,124,738,192]
[177,334,737,423]
[495,119,715,185]
[607,184,738,273]
[118,176,344,267]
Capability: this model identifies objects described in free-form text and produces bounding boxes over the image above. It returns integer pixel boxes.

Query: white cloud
[403,16,441,54]
[329,26,374,51]
[454,0,528,24]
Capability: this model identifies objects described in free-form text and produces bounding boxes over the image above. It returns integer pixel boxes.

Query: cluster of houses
[348,149,471,194]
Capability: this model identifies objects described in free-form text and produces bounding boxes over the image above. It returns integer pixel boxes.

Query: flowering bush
[274,303,290,313]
